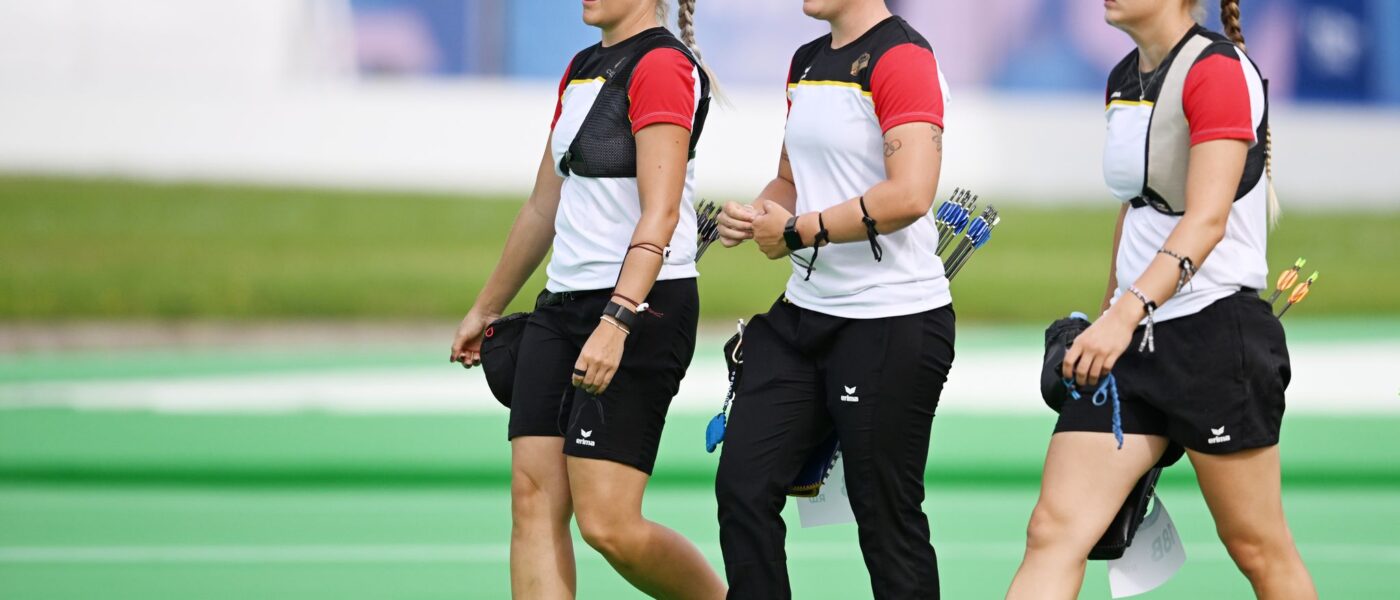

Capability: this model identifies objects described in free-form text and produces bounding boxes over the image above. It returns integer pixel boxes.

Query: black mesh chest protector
[559,31,711,179]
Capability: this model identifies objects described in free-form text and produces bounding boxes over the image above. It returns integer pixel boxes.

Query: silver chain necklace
[1136,53,1167,101]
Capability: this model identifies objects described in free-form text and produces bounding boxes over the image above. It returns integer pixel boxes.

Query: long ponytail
[672,0,723,101]
[1221,0,1279,227]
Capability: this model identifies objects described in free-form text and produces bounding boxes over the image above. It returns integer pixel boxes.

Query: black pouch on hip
[480,312,530,408]
[1040,313,1165,561]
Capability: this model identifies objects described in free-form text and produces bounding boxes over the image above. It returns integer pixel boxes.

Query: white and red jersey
[546,28,705,293]
[1104,25,1270,322]
[782,16,952,319]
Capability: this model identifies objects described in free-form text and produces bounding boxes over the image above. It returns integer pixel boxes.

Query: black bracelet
[795,213,829,281]
[601,301,637,330]
[859,196,883,262]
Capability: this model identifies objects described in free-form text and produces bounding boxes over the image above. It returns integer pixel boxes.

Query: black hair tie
[796,212,830,281]
[859,196,883,262]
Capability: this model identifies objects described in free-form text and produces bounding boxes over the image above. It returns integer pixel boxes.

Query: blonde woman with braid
[449,0,725,597]
[1007,1,1315,598]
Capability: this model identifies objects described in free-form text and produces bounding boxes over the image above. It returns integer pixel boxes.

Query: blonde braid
[675,0,723,100]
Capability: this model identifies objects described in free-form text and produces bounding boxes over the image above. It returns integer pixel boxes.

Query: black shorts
[1055,290,1290,463]
[507,278,697,475]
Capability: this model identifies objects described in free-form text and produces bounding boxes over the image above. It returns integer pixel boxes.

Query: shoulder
[871,17,932,56]
[866,18,937,83]
[636,46,695,72]
[1191,28,1244,62]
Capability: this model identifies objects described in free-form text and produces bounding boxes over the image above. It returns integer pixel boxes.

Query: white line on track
[0,542,1395,564]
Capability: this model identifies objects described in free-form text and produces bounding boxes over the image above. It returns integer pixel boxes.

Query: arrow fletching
[1266,257,1306,305]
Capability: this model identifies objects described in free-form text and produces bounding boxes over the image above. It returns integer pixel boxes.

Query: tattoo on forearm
[931,125,943,153]
[883,139,903,158]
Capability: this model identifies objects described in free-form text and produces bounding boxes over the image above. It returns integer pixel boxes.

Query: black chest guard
[559,30,711,179]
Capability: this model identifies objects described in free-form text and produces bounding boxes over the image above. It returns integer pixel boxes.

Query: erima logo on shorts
[575,429,596,447]
[840,386,860,403]
[1208,426,1232,445]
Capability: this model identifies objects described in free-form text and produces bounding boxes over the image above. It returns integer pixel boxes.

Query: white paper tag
[795,455,856,528]
[1108,496,1187,598]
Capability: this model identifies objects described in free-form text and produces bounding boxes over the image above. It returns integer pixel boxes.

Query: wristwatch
[783,216,806,251]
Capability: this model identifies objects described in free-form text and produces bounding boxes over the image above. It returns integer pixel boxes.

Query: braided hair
[665,0,722,99]
[1219,0,1279,226]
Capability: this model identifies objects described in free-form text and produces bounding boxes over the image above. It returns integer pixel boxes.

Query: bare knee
[1219,529,1278,580]
[512,470,570,528]
[1025,503,1071,552]
[576,511,640,562]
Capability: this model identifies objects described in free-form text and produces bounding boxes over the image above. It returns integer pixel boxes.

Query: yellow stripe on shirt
[1106,99,1154,110]
[788,80,873,98]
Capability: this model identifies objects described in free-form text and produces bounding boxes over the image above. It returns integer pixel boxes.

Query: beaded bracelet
[1157,248,1197,293]
[1127,286,1157,353]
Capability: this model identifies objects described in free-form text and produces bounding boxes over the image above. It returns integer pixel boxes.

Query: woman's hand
[752,200,794,259]
[573,320,628,395]
[1061,306,1138,387]
[717,201,756,248]
[450,308,500,369]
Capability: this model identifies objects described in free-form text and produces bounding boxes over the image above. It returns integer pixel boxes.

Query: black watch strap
[602,301,638,329]
[783,216,805,251]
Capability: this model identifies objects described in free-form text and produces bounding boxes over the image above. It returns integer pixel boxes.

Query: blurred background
[0,1,1397,598]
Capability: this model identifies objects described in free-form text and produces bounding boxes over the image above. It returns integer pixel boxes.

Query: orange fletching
[1287,283,1311,305]
[1276,269,1299,291]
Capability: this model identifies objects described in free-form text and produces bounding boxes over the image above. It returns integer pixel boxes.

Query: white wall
[3,80,1399,206]
[0,0,1396,206]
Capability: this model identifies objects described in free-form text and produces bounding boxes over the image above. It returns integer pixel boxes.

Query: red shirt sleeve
[870,44,945,133]
[550,58,573,130]
[627,48,697,134]
[1183,52,1255,145]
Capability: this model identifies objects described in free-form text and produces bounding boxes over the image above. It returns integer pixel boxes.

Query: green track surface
[1,409,1398,598]
[2,409,1399,598]
[3,483,1399,599]
[4,174,1398,321]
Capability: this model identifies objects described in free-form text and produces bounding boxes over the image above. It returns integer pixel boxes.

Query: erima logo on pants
[1208,426,1232,445]
[575,429,596,447]
[840,386,860,403]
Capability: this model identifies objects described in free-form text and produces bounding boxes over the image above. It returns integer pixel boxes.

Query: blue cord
[1063,373,1124,450]
[705,369,736,453]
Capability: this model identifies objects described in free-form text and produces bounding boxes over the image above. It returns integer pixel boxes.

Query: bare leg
[1006,432,1169,600]
[568,456,727,600]
[510,437,576,599]
[1189,446,1317,599]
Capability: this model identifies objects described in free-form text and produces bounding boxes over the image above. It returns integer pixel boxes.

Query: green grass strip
[2,409,1395,488]
[4,174,1399,321]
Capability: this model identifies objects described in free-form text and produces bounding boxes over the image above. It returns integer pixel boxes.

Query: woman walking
[713,1,954,597]
[1006,1,1316,598]
[450,1,725,597]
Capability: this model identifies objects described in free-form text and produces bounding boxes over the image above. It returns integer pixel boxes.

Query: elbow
[895,183,937,222]
[1197,214,1229,245]
[641,204,681,231]
[1180,212,1228,250]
